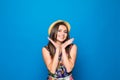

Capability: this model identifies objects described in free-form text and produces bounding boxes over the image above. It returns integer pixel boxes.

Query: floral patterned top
[48,53,71,78]
[45,44,73,79]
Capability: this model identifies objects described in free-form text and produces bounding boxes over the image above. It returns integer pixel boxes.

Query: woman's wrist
[62,48,66,53]
[56,47,62,54]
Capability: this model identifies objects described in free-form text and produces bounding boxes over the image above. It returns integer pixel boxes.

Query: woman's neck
[56,41,62,45]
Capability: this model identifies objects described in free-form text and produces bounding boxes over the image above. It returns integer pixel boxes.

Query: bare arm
[42,47,60,74]
[62,44,77,73]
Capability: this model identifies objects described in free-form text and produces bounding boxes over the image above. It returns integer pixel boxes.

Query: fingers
[48,37,74,49]
[66,38,74,44]
[69,38,74,43]
[48,37,62,53]
[62,38,74,48]
[48,37,56,46]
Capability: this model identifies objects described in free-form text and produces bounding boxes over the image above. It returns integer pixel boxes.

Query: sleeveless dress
[45,45,74,80]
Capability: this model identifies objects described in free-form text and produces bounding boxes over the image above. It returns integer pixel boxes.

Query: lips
[57,34,67,42]
[58,35,64,39]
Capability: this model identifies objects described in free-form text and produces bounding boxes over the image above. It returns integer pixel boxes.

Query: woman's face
[56,25,68,43]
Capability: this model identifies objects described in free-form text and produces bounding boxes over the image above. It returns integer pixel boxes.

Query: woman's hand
[61,38,74,50]
[48,37,74,53]
[48,37,61,53]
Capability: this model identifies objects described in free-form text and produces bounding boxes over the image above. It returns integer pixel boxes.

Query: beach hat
[48,20,71,35]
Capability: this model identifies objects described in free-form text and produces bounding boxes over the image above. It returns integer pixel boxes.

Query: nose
[61,31,65,35]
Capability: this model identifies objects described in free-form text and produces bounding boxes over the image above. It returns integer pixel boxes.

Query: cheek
[65,34,67,38]
[57,32,60,35]
[56,33,60,38]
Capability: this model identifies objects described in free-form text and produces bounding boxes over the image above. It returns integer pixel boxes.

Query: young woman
[42,20,77,80]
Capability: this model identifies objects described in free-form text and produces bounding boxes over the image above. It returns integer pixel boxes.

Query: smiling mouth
[59,36,64,39]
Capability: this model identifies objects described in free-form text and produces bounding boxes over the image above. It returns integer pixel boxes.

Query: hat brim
[48,20,71,35]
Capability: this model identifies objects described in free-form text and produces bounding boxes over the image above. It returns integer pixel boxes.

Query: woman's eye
[58,30,61,32]
[64,31,67,33]
[58,29,67,33]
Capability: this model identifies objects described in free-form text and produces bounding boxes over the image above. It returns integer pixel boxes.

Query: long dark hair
[47,21,72,58]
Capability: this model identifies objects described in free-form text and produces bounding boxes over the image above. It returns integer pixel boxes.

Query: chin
[58,39,65,42]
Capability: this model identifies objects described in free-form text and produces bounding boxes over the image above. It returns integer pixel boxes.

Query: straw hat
[48,20,71,35]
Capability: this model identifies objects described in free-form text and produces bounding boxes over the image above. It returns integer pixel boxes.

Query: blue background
[0,0,120,80]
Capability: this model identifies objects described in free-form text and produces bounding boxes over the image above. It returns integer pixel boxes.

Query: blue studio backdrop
[0,0,120,80]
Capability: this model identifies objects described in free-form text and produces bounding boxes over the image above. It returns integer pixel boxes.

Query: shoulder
[70,44,77,49]
[69,44,77,53]
[73,44,77,48]
[42,46,50,54]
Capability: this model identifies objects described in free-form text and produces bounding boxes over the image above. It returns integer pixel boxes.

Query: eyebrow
[58,28,67,30]
[58,29,67,31]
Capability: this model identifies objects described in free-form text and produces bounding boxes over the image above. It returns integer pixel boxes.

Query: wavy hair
[47,21,72,58]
